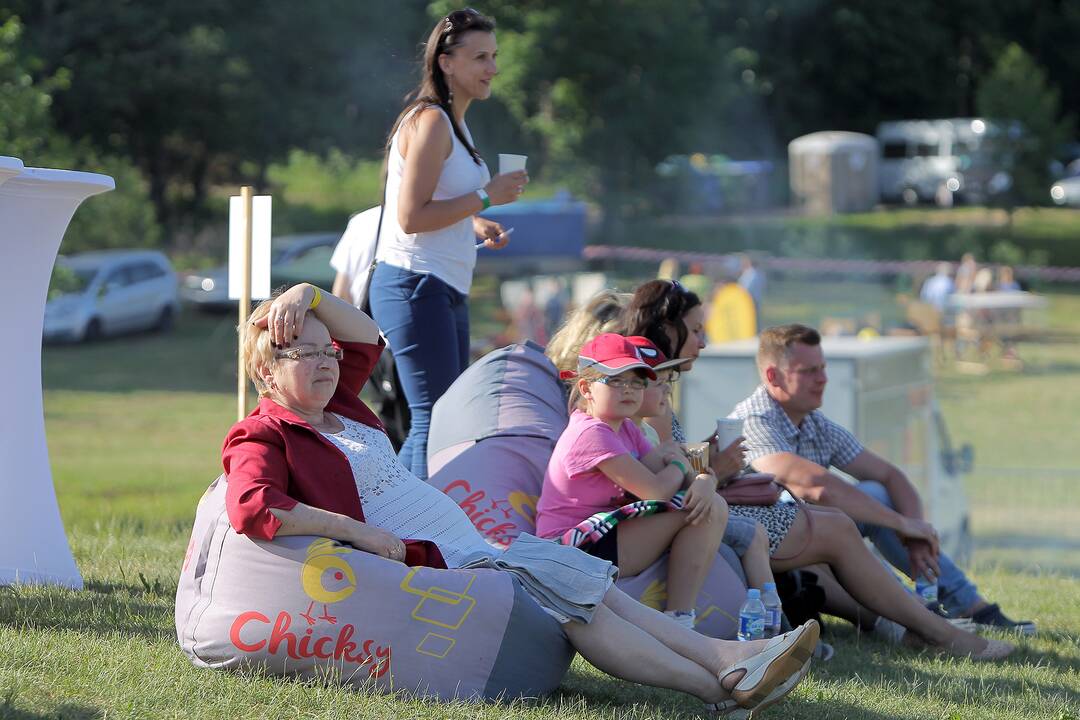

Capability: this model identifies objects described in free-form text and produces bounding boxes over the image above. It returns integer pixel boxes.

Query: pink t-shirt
[536,410,654,538]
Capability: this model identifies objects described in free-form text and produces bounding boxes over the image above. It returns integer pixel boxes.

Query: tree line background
[2,0,1078,263]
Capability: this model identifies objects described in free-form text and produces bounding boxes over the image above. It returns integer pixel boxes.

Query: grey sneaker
[970,603,1036,636]
[927,602,977,631]
[872,616,907,644]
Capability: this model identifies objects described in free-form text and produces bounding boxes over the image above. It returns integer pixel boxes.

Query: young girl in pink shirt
[536,333,729,629]
[623,335,778,597]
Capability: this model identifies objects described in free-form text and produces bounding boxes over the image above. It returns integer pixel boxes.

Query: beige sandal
[717,620,820,709]
[969,638,1016,661]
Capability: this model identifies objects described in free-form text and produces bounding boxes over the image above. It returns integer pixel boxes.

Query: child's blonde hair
[567,367,607,414]
[545,290,627,374]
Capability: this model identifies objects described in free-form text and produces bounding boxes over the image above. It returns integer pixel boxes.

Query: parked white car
[44,250,179,342]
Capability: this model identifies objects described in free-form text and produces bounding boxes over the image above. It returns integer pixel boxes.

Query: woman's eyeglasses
[274,346,343,362]
[594,376,647,391]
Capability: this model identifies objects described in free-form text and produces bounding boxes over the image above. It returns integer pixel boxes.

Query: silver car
[44,250,179,342]
[180,233,338,312]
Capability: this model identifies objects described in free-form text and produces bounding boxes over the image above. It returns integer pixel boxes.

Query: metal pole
[237,186,253,421]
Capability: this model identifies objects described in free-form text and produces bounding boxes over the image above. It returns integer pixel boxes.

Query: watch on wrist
[476,188,491,210]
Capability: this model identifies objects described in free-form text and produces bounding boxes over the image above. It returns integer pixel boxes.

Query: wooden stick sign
[229,188,272,420]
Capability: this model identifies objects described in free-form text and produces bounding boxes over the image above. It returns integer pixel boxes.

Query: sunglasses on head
[443,7,481,34]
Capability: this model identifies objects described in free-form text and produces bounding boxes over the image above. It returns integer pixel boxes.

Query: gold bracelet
[309,286,322,310]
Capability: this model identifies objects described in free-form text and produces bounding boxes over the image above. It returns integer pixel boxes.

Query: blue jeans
[855,481,979,616]
[369,264,469,480]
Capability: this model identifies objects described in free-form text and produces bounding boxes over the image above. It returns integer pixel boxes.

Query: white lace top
[320,414,494,568]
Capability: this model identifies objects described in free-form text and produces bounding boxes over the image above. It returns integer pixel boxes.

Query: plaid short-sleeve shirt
[730,386,864,471]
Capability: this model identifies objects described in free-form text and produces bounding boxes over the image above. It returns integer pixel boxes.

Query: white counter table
[0,157,114,588]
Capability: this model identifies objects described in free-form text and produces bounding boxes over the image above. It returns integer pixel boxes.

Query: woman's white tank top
[377,105,490,295]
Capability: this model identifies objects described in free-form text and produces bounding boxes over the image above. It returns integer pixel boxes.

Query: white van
[876,117,1011,206]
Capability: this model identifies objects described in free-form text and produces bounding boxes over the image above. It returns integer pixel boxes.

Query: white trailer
[675,336,972,561]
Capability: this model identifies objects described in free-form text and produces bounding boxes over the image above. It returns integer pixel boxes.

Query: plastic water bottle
[761,582,783,639]
[738,589,766,641]
[915,574,939,605]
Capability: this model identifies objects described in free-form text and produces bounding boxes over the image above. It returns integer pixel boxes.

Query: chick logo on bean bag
[507,491,538,527]
[300,538,357,625]
[639,579,667,611]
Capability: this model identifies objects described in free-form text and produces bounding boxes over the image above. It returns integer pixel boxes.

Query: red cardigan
[221,336,446,569]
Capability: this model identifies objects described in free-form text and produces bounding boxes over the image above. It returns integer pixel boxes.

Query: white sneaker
[813,640,835,661]
[665,609,697,630]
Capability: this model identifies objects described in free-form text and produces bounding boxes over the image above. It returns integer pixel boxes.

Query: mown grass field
[2,281,1078,719]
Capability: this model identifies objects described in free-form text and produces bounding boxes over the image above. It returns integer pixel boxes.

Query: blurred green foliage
[977,43,1075,207]
[4,1,1080,260]
[1,17,160,254]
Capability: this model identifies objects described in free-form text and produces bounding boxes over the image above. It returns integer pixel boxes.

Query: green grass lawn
[2,290,1079,719]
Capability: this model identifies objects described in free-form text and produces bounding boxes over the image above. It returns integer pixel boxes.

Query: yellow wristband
[309,287,322,310]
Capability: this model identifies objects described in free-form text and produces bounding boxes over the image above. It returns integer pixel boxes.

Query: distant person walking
[369,8,528,479]
[919,262,955,312]
[737,254,766,327]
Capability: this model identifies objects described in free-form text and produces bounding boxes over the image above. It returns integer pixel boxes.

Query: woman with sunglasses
[622,280,1014,660]
[369,8,527,479]
[223,283,820,717]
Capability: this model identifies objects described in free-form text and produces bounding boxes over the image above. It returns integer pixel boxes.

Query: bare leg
[602,586,767,683]
[741,523,776,591]
[616,495,727,612]
[771,507,987,655]
[810,563,878,629]
[563,602,728,703]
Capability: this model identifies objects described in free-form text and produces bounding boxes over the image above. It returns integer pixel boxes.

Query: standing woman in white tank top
[369,8,528,479]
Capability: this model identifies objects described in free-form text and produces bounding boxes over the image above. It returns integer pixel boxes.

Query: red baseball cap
[577,333,658,380]
[624,336,691,371]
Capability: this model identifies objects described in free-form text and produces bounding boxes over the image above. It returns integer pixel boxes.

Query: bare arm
[396,109,530,235]
[262,283,380,345]
[841,450,924,520]
[331,271,351,303]
[752,450,941,553]
[640,439,683,473]
[596,453,688,501]
[269,503,405,560]
[751,451,908,530]
[397,109,483,234]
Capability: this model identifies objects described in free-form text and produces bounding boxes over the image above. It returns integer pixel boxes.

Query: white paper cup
[499,153,528,174]
[716,418,745,449]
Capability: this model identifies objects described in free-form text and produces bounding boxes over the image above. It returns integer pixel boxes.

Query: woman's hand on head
[484,170,528,206]
[709,435,746,480]
[349,522,407,563]
[255,284,315,347]
[474,216,509,249]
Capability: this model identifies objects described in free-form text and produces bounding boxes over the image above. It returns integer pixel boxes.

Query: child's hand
[683,472,720,525]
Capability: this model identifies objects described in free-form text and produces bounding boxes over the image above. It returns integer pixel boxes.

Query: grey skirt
[461,533,618,624]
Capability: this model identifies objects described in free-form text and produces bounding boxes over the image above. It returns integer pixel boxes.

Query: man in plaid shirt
[730,323,1034,635]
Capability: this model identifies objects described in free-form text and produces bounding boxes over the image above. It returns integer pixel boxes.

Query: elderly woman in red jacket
[222,283,819,718]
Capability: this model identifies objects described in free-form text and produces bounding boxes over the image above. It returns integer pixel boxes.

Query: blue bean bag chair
[428,342,748,639]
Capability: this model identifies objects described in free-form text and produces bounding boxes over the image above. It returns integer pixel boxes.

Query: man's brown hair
[757,323,821,372]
